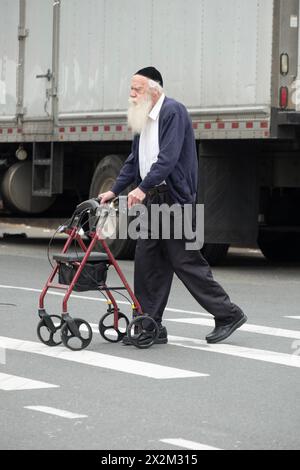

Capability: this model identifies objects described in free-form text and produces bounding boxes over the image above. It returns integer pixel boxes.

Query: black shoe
[122,325,168,346]
[206,312,247,344]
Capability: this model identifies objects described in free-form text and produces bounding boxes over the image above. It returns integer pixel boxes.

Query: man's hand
[127,187,146,208]
[98,190,116,204]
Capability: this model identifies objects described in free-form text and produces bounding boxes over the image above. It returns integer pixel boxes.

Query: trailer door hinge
[36,69,53,81]
[16,104,26,116]
[18,27,29,39]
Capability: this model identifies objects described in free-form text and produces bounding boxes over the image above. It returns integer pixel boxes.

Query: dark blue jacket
[111,97,198,204]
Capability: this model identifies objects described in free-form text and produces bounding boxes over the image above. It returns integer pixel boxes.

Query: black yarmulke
[135,66,163,87]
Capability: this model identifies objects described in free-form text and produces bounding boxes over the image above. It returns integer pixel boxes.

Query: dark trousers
[134,190,243,326]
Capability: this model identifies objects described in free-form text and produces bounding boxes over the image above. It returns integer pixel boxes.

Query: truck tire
[1,161,56,214]
[258,231,300,262]
[89,155,136,259]
[201,243,230,266]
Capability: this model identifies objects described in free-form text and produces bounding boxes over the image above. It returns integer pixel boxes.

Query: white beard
[127,95,153,135]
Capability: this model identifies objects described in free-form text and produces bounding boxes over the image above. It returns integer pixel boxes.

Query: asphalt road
[0,233,300,450]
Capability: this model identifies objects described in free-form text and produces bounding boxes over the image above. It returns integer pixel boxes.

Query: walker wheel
[61,318,92,351]
[37,315,63,347]
[99,311,129,343]
[127,316,159,349]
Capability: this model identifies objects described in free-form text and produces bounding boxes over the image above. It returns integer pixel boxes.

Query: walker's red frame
[39,223,143,330]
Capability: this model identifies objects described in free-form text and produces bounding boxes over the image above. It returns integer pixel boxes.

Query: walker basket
[58,261,108,292]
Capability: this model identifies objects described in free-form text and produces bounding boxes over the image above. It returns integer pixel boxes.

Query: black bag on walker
[58,262,108,291]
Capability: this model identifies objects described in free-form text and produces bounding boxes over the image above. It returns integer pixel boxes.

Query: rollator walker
[37,198,159,350]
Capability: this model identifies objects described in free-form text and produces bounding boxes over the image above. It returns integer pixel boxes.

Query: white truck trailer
[1,0,300,263]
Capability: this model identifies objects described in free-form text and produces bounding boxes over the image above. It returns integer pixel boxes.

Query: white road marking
[0,372,58,391]
[166,317,300,340]
[0,284,300,339]
[285,316,300,320]
[24,406,87,419]
[165,307,210,317]
[0,336,205,380]
[0,284,210,316]
[0,346,5,364]
[168,335,300,369]
[160,438,221,450]
[1,284,299,369]
[0,284,117,304]
[87,324,300,368]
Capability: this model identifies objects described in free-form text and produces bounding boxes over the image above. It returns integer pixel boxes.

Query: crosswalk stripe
[89,324,300,368]
[0,346,5,364]
[166,317,300,340]
[2,280,298,340]
[0,372,58,391]
[168,335,300,368]
[160,438,221,450]
[285,316,300,320]
[24,406,87,419]
[165,308,210,317]
[0,284,119,304]
[0,336,206,380]
[0,284,210,316]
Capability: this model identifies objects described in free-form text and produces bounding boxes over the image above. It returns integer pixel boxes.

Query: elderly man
[99,66,247,345]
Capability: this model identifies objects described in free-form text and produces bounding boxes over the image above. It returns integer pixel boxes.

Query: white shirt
[139,93,165,182]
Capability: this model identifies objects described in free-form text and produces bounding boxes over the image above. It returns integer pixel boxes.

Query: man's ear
[151,89,160,104]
